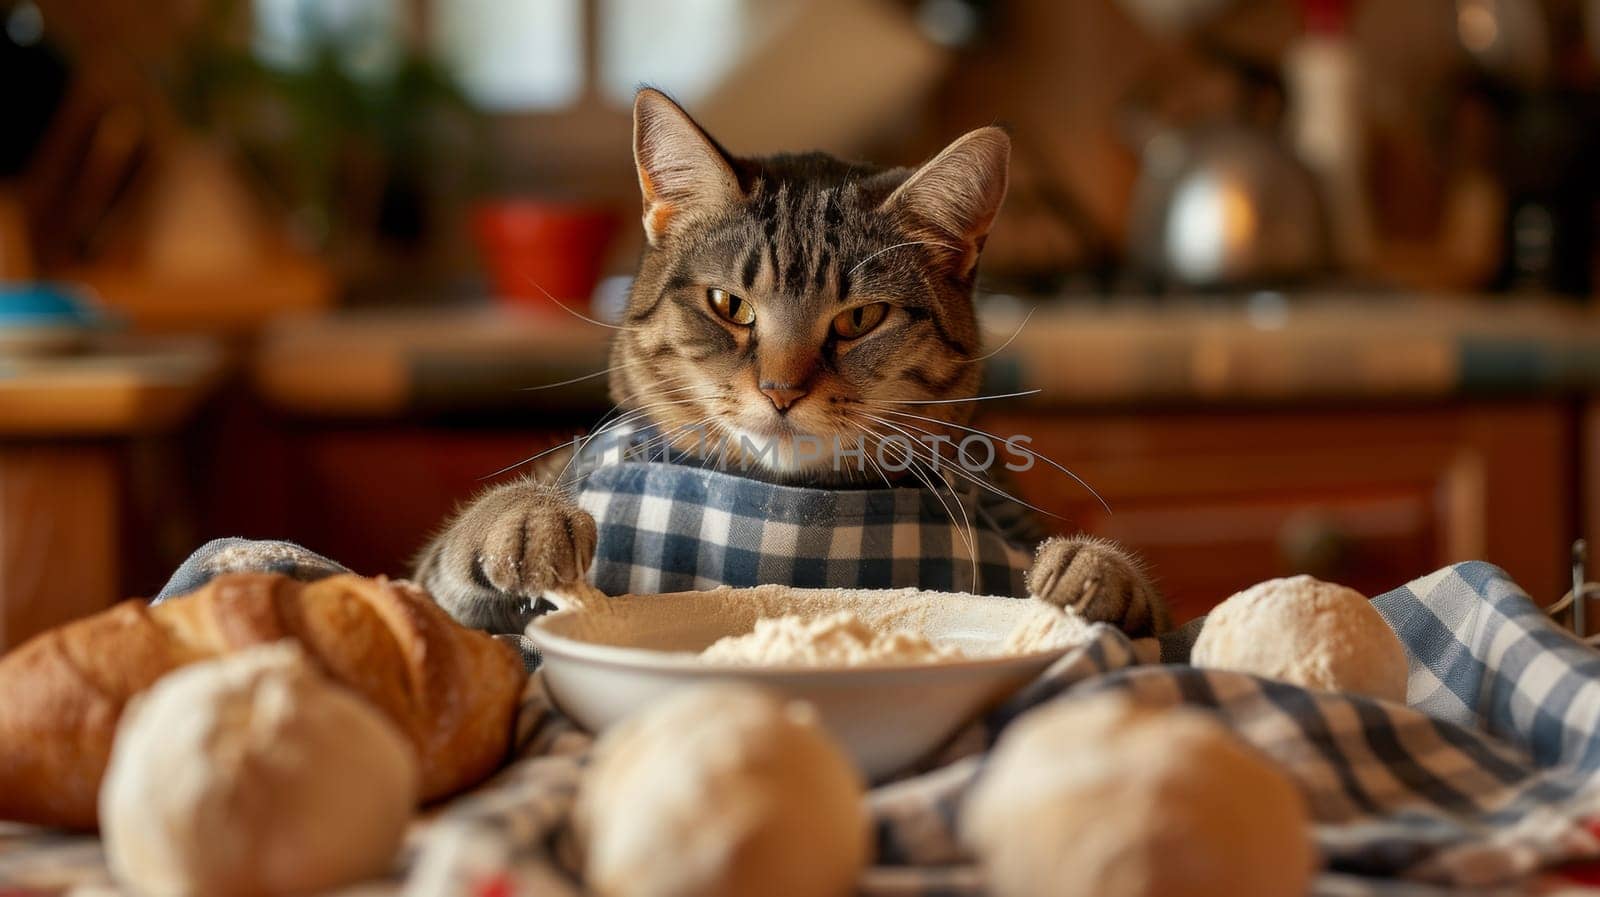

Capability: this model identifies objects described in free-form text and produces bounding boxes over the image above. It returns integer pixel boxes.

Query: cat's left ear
[882,127,1010,274]
[633,88,743,247]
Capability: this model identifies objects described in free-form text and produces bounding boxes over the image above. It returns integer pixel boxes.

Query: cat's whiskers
[846,240,963,277]
[853,427,895,489]
[480,439,583,481]
[585,378,701,427]
[852,411,1064,521]
[518,275,644,333]
[555,413,709,492]
[842,415,976,562]
[633,415,720,461]
[559,410,726,493]
[581,378,699,435]
[478,376,698,480]
[694,419,736,474]
[483,392,693,484]
[849,419,981,589]
[958,305,1036,365]
[578,394,704,454]
[562,383,699,458]
[839,419,894,488]
[865,404,1111,513]
[520,358,650,392]
[871,388,1041,406]
[555,388,709,484]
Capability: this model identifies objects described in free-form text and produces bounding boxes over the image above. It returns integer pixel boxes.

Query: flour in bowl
[699,611,964,666]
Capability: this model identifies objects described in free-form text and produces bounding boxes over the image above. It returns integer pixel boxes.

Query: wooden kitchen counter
[252,295,1600,415]
[1,337,223,436]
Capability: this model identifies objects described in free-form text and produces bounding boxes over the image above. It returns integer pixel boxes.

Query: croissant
[0,573,526,829]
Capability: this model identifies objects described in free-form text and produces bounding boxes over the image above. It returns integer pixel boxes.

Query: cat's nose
[759,383,809,412]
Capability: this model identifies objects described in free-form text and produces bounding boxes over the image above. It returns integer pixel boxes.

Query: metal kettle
[1123,55,1331,290]
[1128,125,1329,288]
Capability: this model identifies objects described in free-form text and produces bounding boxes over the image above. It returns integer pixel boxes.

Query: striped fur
[609,89,1004,477]
[415,89,1170,638]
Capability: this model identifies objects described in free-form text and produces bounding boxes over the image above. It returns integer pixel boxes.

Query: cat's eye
[831,303,889,339]
[708,288,755,325]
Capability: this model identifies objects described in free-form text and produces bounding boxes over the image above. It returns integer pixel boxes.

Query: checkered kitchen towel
[404,561,1600,897]
[561,425,1042,599]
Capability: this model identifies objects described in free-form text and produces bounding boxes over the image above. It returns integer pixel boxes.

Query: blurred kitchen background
[6,0,1600,649]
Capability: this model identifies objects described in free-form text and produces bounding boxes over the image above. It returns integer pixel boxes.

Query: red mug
[473,200,620,309]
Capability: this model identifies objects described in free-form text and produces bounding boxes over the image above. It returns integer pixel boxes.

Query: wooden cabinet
[199,419,577,580]
[987,403,1572,621]
[0,444,119,651]
[0,340,220,651]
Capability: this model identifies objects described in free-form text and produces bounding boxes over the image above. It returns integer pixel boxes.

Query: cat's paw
[472,497,598,598]
[421,481,598,632]
[1027,535,1170,637]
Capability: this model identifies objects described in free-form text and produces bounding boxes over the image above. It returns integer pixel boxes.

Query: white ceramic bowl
[525,586,1085,781]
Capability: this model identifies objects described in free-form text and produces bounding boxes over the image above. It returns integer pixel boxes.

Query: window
[433,0,584,110]
[253,0,404,80]
[434,0,759,112]
[597,0,750,106]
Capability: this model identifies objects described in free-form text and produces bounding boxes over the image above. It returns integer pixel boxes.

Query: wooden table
[0,337,222,651]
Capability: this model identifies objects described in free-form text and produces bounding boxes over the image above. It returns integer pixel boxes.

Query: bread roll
[963,694,1316,897]
[101,643,417,897]
[1191,575,1409,701]
[0,573,525,829]
[576,684,868,897]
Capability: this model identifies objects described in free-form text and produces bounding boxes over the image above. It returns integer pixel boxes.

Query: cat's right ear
[633,88,742,247]
[881,127,1010,276]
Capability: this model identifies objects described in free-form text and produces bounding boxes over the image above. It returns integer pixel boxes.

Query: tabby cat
[414,88,1169,638]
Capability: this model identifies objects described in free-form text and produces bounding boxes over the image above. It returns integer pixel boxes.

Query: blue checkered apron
[562,426,1039,599]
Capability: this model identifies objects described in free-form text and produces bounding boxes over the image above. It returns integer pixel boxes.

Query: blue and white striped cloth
[406,561,1600,897]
